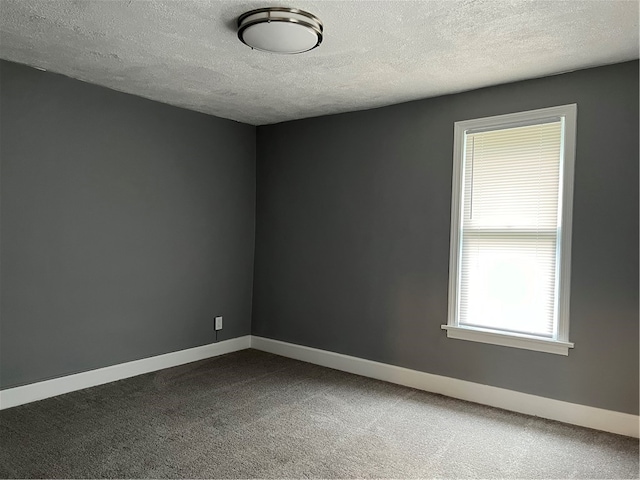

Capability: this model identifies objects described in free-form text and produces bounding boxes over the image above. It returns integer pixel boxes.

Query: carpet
[1,349,638,478]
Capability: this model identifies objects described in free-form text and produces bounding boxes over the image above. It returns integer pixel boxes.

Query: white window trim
[443,104,577,356]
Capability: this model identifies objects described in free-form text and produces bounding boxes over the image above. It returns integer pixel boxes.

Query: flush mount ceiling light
[237,7,323,54]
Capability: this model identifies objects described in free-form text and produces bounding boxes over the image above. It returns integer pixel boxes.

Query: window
[442,105,577,355]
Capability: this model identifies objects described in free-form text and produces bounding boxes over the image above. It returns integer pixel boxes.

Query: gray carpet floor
[0,349,638,479]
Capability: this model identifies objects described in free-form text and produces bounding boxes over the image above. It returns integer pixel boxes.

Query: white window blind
[444,104,576,355]
[458,120,563,338]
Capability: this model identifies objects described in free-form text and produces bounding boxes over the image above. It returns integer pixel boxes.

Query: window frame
[442,104,577,356]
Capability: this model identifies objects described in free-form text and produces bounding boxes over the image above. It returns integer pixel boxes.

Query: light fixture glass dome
[237,7,323,54]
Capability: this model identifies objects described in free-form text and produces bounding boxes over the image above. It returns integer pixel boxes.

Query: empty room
[0,0,638,478]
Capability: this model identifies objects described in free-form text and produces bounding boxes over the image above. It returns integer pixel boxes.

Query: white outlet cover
[215,316,223,331]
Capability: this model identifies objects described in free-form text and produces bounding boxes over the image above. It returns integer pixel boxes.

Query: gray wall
[1,60,256,388]
[2,57,637,416]
[253,61,639,415]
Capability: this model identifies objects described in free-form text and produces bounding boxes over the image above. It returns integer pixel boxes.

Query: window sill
[440,325,574,355]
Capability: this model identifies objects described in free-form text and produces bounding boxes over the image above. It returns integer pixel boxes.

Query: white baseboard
[2,334,637,438]
[250,336,639,438]
[0,335,251,410]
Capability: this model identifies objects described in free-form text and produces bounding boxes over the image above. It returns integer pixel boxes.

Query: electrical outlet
[215,316,223,331]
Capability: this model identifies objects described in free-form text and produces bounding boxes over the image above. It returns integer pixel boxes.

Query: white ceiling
[1,0,638,125]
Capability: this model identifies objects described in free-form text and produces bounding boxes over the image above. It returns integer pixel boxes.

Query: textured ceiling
[0,0,638,125]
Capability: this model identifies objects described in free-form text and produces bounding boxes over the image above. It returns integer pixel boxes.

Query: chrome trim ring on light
[237,7,324,54]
